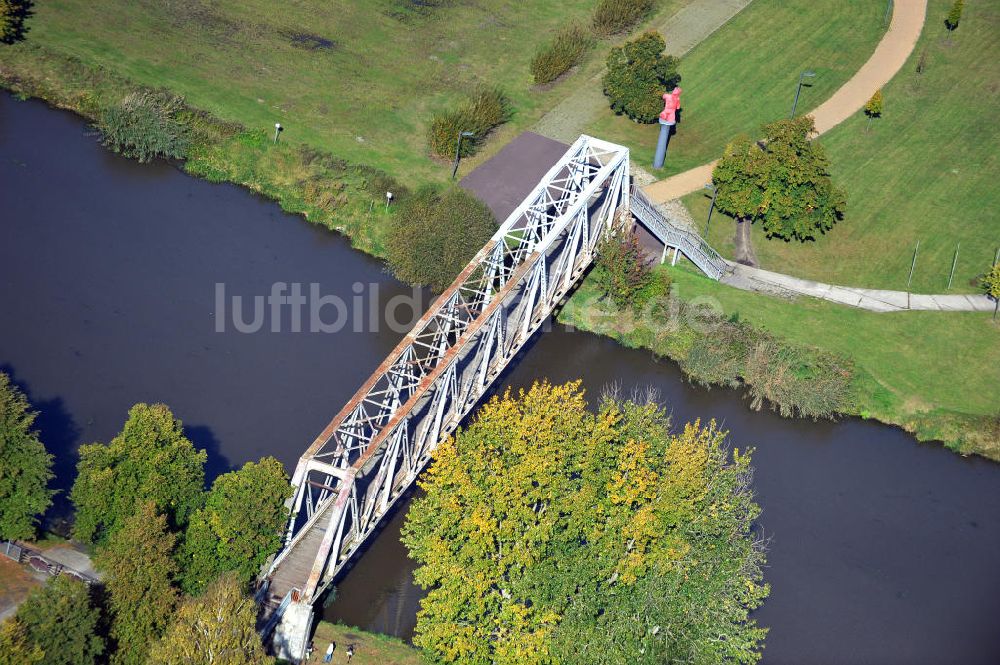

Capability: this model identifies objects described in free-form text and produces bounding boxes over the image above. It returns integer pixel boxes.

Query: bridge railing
[629,185,728,280]
[263,136,632,611]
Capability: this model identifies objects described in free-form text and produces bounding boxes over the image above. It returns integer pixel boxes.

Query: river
[2,93,998,664]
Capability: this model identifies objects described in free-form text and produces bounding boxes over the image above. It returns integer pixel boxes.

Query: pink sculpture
[659,87,682,124]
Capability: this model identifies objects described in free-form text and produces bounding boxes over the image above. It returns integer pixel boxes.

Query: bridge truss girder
[263,136,630,614]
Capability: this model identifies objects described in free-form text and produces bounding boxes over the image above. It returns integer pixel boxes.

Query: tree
[0,619,44,665]
[149,574,273,665]
[402,381,768,665]
[384,185,497,292]
[945,0,963,31]
[179,457,290,594]
[712,115,846,263]
[71,403,206,546]
[14,575,105,665]
[96,502,179,665]
[0,372,54,541]
[603,31,681,123]
[0,0,29,44]
[864,89,883,132]
[594,226,653,311]
[983,262,1000,319]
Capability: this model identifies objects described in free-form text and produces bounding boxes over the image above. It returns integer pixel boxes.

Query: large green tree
[0,619,44,665]
[0,372,54,541]
[402,381,768,665]
[179,457,290,594]
[148,574,273,665]
[603,31,681,123]
[71,403,206,545]
[384,185,497,292]
[14,575,105,665]
[96,501,179,665]
[712,115,846,264]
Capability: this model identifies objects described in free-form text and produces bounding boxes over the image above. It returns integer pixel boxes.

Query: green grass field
[585,0,886,175]
[686,0,999,293]
[20,0,603,182]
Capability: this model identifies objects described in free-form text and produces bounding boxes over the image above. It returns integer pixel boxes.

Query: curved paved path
[643,0,928,203]
[723,262,994,312]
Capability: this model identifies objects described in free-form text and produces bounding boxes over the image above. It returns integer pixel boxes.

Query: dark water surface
[2,94,999,664]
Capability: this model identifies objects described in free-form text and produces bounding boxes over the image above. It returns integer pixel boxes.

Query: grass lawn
[586,0,886,175]
[18,0,603,182]
[687,0,999,294]
[303,622,421,665]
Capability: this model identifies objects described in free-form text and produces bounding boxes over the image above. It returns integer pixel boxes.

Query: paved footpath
[723,262,994,312]
[533,0,752,144]
[643,0,928,202]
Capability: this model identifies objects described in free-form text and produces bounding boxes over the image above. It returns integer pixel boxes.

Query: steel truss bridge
[257,136,725,660]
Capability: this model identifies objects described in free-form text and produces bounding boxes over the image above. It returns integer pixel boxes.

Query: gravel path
[532,0,752,144]
[644,0,928,202]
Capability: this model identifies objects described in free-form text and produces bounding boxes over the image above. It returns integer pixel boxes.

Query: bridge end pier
[271,601,314,663]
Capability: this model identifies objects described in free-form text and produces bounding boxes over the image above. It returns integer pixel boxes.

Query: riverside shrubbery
[384,185,496,291]
[427,87,511,159]
[592,0,656,36]
[530,24,592,84]
[99,90,190,163]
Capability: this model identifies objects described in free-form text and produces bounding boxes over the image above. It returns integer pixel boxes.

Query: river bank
[5,41,998,466]
[4,91,1000,663]
[559,266,1000,461]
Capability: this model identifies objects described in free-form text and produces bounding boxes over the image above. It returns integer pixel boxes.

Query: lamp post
[789,71,816,118]
[273,122,283,144]
[452,131,475,179]
[703,183,718,238]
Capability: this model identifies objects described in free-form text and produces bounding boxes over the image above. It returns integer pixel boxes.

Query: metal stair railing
[629,185,728,280]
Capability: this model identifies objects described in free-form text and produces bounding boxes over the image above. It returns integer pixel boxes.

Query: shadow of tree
[0,363,81,530]
[1,0,34,44]
[183,423,234,485]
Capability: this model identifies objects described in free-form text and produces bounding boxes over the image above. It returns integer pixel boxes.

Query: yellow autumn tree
[402,381,769,665]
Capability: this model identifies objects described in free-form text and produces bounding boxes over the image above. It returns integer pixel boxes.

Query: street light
[789,71,816,118]
[452,131,475,179]
[703,183,718,238]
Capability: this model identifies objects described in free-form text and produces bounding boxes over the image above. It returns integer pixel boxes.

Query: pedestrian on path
[345,644,355,662]
[323,642,335,663]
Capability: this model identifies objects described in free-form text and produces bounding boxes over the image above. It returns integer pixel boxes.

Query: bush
[385,185,497,291]
[428,87,511,159]
[593,226,653,310]
[592,0,656,36]
[100,90,190,163]
[530,24,592,85]
[603,31,680,123]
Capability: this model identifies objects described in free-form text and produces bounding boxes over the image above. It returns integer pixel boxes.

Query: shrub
[100,90,190,163]
[592,0,656,36]
[530,24,592,85]
[428,87,511,159]
[593,226,653,310]
[603,31,680,123]
[385,185,497,291]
